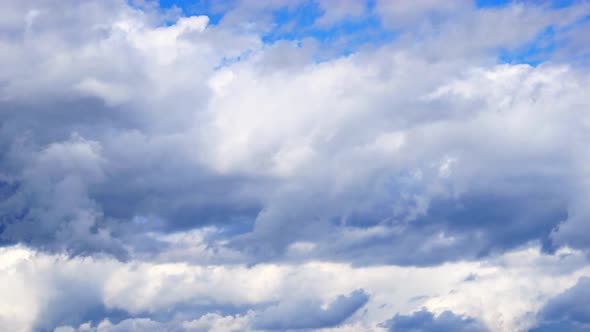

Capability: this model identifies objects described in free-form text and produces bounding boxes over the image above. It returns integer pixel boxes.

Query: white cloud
[0,245,588,331]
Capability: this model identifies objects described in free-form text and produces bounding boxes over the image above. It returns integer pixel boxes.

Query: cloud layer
[1,0,590,331]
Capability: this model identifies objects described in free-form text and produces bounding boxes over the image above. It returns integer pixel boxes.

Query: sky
[1,0,590,331]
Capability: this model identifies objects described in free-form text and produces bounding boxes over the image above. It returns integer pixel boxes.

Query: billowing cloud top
[1,0,590,331]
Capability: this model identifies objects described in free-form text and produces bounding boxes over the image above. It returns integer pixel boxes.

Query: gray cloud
[253,289,369,330]
[529,277,590,332]
[380,308,489,332]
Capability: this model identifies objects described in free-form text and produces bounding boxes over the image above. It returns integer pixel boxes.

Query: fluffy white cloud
[54,313,252,332]
[1,245,589,331]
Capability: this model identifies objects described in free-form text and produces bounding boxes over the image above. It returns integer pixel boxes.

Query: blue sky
[154,0,589,65]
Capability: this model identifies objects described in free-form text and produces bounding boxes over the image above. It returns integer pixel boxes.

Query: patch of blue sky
[262,1,324,43]
[261,1,394,58]
[155,0,227,24]
[476,0,577,9]
[476,0,513,8]
[549,0,577,8]
[156,0,586,65]
[154,0,393,55]
[497,26,558,66]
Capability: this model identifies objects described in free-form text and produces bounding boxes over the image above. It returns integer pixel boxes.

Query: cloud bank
[1,0,590,331]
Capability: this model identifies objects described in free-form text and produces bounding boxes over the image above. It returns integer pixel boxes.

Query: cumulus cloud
[380,308,489,332]
[529,277,590,332]
[2,0,590,266]
[2,245,589,331]
[253,289,369,330]
[2,0,590,331]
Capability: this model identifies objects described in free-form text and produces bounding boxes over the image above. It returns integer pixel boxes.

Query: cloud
[380,308,489,332]
[1,245,589,331]
[375,0,590,61]
[54,313,251,332]
[2,1,590,330]
[1,0,590,268]
[529,277,590,332]
[0,134,128,258]
[253,289,369,330]
[375,0,471,29]
[221,61,590,265]
[314,0,369,27]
